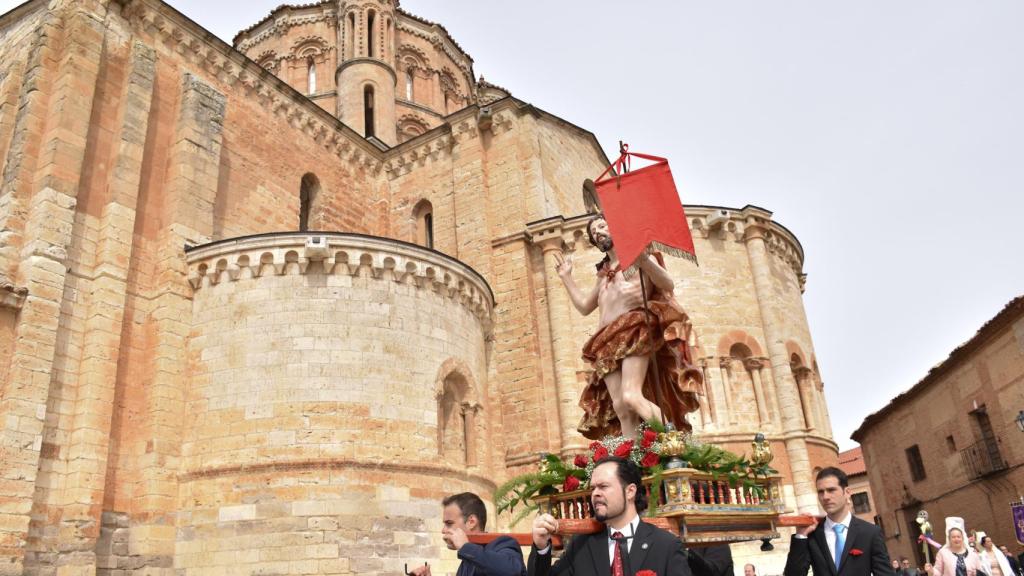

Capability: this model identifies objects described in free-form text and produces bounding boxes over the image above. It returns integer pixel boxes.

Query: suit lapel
[587,531,612,576]
[815,523,838,576]
[838,519,858,574]
[629,521,653,570]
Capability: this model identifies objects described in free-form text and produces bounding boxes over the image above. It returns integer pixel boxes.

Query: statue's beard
[595,236,613,253]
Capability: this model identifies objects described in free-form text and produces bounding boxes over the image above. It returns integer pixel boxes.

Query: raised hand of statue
[554,252,573,279]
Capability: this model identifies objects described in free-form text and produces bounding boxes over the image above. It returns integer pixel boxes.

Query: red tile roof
[838,446,866,476]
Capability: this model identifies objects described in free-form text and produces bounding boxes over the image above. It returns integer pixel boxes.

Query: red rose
[636,571,658,576]
[589,441,602,450]
[563,476,580,492]
[593,446,609,462]
[641,451,660,468]
[613,441,634,458]
[573,454,589,468]
[642,429,658,448]
[849,549,863,556]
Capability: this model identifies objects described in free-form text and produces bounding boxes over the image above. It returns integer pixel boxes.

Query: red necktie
[611,531,625,576]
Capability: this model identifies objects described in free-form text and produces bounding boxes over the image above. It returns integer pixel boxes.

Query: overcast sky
[4,1,1022,449]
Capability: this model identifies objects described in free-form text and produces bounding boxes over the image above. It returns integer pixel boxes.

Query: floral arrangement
[495,420,776,523]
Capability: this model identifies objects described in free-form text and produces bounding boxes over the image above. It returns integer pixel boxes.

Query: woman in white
[976,532,1014,576]
[934,518,983,576]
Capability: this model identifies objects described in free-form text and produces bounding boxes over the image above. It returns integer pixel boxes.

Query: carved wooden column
[745,358,770,427]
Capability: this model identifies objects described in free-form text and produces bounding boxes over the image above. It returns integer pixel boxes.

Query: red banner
[593,147,697,273]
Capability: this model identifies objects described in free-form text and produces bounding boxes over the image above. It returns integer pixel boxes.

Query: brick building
[852,296,1024,568]
[838,447,876,524]
[0,0,837,573]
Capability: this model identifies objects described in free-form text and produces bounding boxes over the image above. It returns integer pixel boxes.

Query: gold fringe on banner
[621,242,699,280]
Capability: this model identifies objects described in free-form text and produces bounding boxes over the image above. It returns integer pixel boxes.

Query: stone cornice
[185,232,494,330]
[232,2,336,49]
[394,12,474,89]
[685,205,805,284]
[119,0,385,171]
[337,57,397,84]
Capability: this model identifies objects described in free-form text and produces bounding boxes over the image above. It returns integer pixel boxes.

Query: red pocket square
[636,571,658,576]
[849,549,863,556]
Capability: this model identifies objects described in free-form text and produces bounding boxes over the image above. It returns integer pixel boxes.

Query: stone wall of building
[0,0,838,573]
[854,297,1024,568]
[173,233,494,574]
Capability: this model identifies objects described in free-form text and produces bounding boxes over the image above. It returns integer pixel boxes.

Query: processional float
[470,144,814,549]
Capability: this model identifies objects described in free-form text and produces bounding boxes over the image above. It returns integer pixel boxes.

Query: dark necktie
[612,531,625,576]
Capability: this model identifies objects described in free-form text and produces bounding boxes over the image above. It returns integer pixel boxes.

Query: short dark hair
[442,492,487,531]
[900,558,910,562]
[586,214,605,246]
[594,456,648,513]
[815,466,849,488]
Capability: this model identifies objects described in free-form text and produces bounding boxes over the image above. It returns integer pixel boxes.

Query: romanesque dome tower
[336,0,398,143]
[233,0,487,146]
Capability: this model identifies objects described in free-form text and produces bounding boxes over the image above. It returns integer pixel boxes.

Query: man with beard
[527,456,689,576]
[555,214,702,439]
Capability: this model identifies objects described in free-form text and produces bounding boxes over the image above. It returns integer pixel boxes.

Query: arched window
[438,372,468,464]
[347,12,356,59]
[443,92,449,113]
[307,58,316,94]
[791,353,814,430]
[435,364,478,466]
[363,85,375,138]
[299,173,320,231]
[386,17,393,59]
[413,200,433,248]
[366,10,376,58]
[405,70,414,100]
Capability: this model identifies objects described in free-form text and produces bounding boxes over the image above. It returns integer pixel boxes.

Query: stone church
[0,0,838,574]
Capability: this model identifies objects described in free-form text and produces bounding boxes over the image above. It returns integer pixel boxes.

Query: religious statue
[554,214,702,440]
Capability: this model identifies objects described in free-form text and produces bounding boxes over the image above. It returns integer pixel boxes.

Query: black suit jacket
[527,520,690,576]
[457,535,527,576]
[784,516,894,576]
[687,544,734,576]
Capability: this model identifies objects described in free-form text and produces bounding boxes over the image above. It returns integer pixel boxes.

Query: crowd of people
[920,519,1024,576]
[409,463,1024,576]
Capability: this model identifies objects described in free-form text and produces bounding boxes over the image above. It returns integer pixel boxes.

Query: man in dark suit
[528,456,690,576]
[784,467,894,576]
[687,545,734,576]
[999,546,1021,576]
[411,492,525,576]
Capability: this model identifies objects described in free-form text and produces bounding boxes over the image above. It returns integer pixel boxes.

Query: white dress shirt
[536,514,641,565]
[606,515,641,564]
[824,512,853,562]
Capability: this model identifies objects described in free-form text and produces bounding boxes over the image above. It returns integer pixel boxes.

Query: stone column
[718,357,734,425]
[794,366,816,431]
[0,4,105,571]
[531,227,586,454]
[744,219,816,512]
[58,41,157,571]
[698,359,714,427]
[462,403,479,467]
[759,359,783,431]
[130,73,226,573]
[745,358,770,427]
